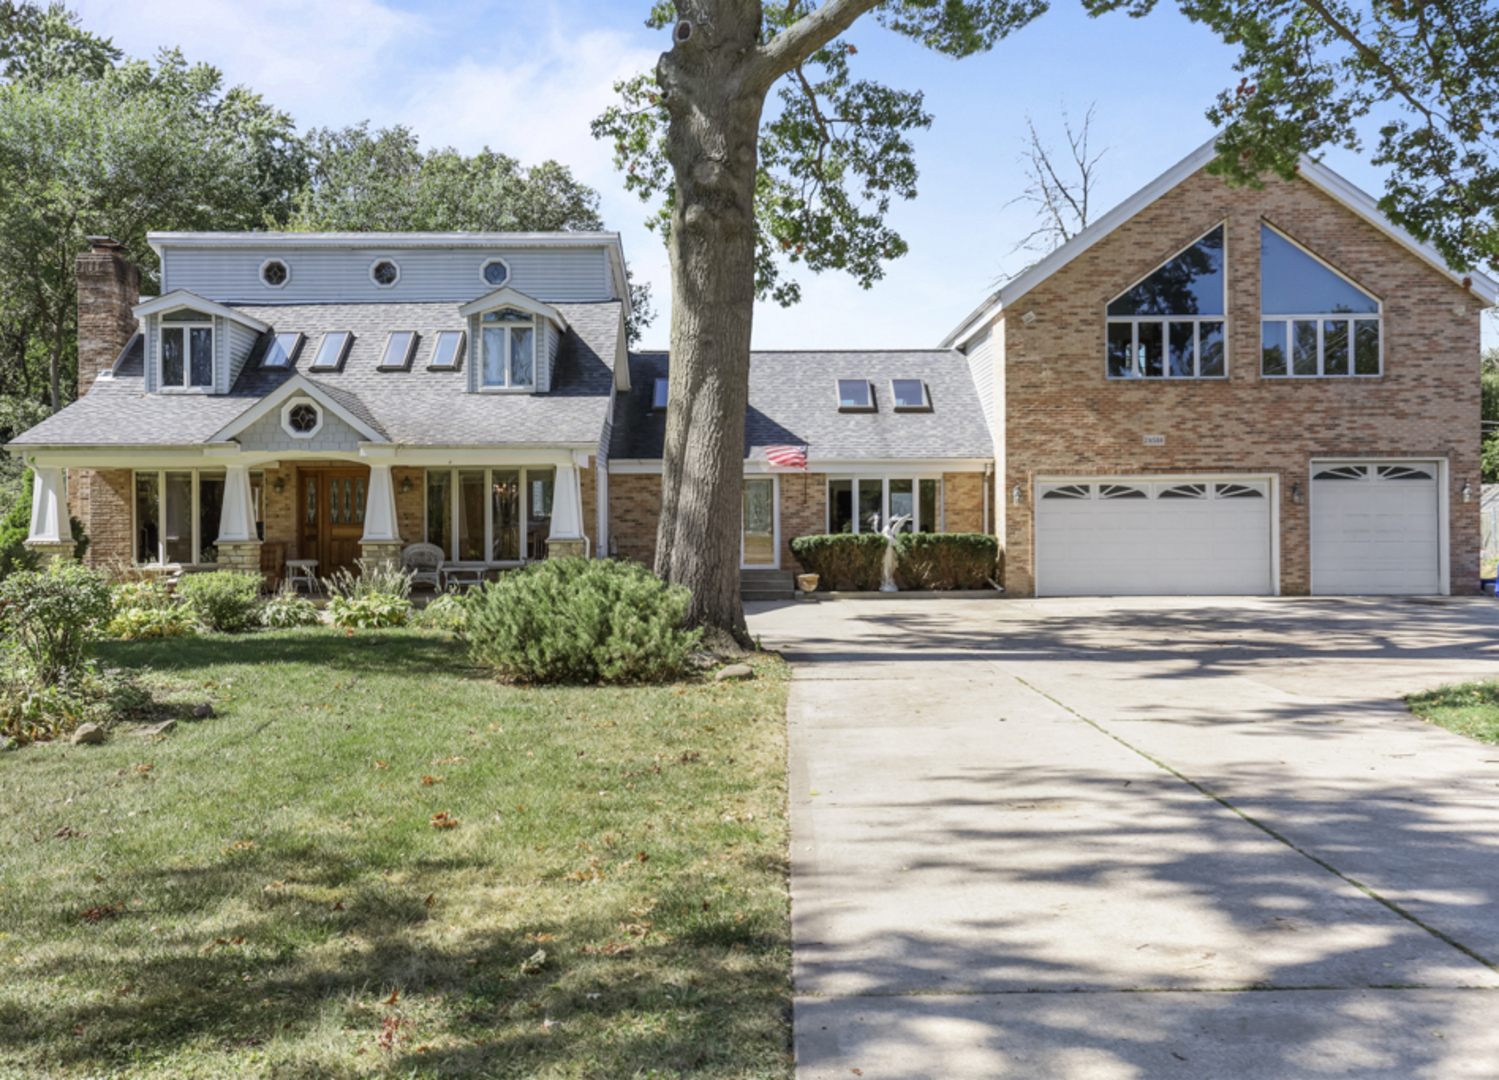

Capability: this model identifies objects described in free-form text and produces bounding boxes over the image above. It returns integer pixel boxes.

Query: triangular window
[1107,225,1224,317]
[1260,225,1378,314]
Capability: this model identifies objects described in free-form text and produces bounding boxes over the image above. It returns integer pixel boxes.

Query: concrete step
[743,589,795,602]
[741,569,795,602]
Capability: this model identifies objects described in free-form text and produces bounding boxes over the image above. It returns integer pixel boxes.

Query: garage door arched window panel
[1099,483,1148,500]
[1314,465,1370,481]
[1377,464,1434,481]
[1106,224,1226,380]
[1157,482,1208,500]
[1215,482,1266,499]
[1040,483,1091,500]
[1260,224,1381,377]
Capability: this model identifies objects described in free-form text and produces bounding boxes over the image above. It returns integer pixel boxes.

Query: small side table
[441,564,489,591]
[285,559,319,593]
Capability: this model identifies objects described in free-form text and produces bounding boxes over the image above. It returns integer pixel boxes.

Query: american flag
[763,445,808,470]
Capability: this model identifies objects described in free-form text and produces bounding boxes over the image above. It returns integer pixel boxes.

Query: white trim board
[941,137,1499,350]
[134,290,271,332]
[205,375,387,444]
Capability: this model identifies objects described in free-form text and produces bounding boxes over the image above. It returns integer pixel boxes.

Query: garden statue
[878,514,911,592]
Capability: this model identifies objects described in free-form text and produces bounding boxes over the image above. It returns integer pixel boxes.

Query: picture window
[1260,224,1381,377]
[1106,225,1225,379]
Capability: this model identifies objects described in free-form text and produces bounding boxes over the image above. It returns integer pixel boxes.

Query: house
[11,233,631,581]
[943,138,1498,598]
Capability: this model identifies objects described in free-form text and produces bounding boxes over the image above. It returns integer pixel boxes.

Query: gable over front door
[298,466,368,580]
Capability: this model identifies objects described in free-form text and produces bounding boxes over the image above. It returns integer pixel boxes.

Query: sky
[76,0,1496,352]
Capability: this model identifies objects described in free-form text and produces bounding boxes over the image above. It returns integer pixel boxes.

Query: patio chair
[401,542,445,591]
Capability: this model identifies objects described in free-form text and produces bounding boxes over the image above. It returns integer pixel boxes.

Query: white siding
[225,321,260,389]
[163,246,615,305]
[964,328,995,441]
[144,316,158,393]
[536,321,551,393]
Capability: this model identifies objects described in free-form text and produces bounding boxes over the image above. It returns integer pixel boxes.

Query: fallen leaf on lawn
[424,893,435,908]
[333,901,344,911]
[135,764,153,773]
[527,932,555,943]
[80,904,121,923]
[383,989,400,1006]
[430,811,458,829]
[520,948,548,975]
[636,851,649,863]
[430,755,467,765]
[851,1070,863,1076]
[373,761,389,770]
[421,775,442,786]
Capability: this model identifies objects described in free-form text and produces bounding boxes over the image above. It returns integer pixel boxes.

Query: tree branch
[745,0,881,94]
[1298,0,1444,128]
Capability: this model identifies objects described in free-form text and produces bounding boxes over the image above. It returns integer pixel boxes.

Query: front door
[298,467,369,580]
[742,477,777,567]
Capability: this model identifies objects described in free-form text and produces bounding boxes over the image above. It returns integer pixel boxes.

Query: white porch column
[361,463,400,543]
[27,465,66,543]
[547,463,584,541]
[218,465,257,542]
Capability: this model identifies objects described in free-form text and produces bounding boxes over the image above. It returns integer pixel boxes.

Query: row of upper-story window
[1103,222,1384,380]
[155,306,540,391]
[648,377,933,412]
[254,256,512,291]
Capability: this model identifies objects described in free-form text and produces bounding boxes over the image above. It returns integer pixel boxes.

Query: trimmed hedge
[789,534,888,591]
[791,532,999,591]
[894,532,999,590]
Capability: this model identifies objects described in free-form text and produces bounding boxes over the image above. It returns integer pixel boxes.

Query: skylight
[428,331,465,369]
[837,379,873,411]
[261,332,302,369]
[652,377,669,410]
[310,331,351,370]
[891,379,929,410]
[379,331,417,370]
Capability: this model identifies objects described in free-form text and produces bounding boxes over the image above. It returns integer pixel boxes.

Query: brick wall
[609,472,662,566]
[75,245,139,400]
[993,167,1481,597]
[779,472,826,570]
[77,468,132,568]
[942,472,985,534]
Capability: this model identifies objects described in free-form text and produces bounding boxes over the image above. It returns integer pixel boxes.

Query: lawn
[0,629,792,1080]
[1406,680,1499,744]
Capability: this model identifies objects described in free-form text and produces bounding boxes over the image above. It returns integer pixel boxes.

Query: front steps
[741,568,795,602]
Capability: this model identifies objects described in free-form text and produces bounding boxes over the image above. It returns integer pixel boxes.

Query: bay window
[426,466,555,563]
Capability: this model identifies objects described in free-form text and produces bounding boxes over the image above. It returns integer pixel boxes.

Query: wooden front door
[298,467,369,580]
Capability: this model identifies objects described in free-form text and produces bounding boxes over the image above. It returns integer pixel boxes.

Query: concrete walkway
[745,596,1499,1079]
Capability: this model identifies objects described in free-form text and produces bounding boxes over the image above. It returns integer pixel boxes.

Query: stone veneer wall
[992,167,1482,597]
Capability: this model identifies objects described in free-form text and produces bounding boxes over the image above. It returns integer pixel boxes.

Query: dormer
[133,291,270,394]
[456,287,569,394]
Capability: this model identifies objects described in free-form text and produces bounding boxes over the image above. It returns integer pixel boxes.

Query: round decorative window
[370,259,400,287]
[260,259,289,288]
[481,258,510,286]
[288,403,319,433]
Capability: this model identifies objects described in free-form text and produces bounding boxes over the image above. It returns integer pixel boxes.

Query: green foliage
[328,593,411,630]
[0,661,152,745]
[789,533,889,591]
[175,570,263,633]
[107,603,196,640]
[111,577,170,612]
[894,532,999,589]
[0,468,86,576]
[258,589,322,629]
[0,559,111,685]
[414,590,469,635]
[324,558,412,602]
[1408,680,1499,745]
[466,559,700,684]
[1483,366,1499,483]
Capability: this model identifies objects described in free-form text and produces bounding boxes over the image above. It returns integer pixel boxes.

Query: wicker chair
[401,542,445,591]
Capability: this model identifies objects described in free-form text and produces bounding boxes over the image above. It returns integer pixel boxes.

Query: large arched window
[1106,225,1225,379]
[1260,224,1381,377]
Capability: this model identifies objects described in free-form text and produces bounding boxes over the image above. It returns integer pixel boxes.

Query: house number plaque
[1143,434,1166,446]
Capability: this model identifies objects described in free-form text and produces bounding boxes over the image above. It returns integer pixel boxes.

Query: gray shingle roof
[612,350,993,462]
[11,300,622,449]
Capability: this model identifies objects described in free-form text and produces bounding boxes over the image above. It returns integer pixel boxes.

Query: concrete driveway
[744,596,1499,1080]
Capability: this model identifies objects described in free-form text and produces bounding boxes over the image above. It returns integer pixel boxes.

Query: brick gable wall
[994,168,1481,596]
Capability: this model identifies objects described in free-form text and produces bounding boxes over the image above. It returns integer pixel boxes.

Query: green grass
[1407,680,1499,744]
[0,629,792,1079]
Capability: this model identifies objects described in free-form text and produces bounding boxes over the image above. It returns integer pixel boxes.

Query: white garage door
[1035,478,1274,597]
[1311,462,1441,595]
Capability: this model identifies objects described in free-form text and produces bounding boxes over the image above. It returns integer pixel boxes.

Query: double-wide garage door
[1034,465,1443,597]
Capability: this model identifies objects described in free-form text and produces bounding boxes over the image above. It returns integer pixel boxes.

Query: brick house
[944,138,1498,597]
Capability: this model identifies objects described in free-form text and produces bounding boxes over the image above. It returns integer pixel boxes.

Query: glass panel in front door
[743,479,775,565]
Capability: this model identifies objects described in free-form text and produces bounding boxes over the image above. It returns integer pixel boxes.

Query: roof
[940,136,1499,350]
[10,299,623,450]
[611,350,993,463]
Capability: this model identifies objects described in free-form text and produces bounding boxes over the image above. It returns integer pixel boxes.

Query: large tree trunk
[653,2,770,642]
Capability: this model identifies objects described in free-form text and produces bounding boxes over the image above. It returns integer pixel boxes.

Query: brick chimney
[75,237,140,399]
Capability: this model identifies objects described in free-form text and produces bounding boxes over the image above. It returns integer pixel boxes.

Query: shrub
[0,664,154,746]
[0,469,88,579]
[0,561,113,685]
[789,534,889,591]
[259,589,322,629]
[111,579,171,612]
[176,570,263,633]
[415,590,468,635]
[108,604,197,640]
[324,559,412,602]
[467,558,700,684]
[895,533,1000,590]
[328,593,410,629]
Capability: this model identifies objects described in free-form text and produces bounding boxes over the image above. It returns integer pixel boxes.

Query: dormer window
[652,377,669,410]
[480,308,534,389]
[891,379,930,411]
[837,379,874,411]
[310,332,352,371]
[160,309,213,389]
[262,332,302,369]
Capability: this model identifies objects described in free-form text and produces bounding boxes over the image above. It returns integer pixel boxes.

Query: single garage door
[1311,462,1441,595]
[1035,477,1273,597]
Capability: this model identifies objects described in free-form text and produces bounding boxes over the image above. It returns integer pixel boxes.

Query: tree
[289,123,655,342]
[1002,104,1106,273]
[595,0,1499,639]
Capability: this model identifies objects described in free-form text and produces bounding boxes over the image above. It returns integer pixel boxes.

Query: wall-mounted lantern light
[1463,481,1474,503]
[1012,483,1024,506]
[400,476,413,494]
[272,476,285,495]
[1291,482,1304,505]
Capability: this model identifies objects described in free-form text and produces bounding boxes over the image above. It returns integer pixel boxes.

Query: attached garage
[1035,477,1274,597]
[1311,462,1442,595]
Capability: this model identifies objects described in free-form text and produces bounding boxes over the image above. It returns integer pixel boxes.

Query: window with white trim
[480,308,535,388]
[827,476,942,534]
[132,469,261,565]
[425,466,555,563]
[159,309,214,389]
[1106,224,1225,379]
[1260,224,1381,377]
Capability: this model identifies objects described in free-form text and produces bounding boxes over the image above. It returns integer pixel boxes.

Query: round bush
[259,591,323,629]
[466,558,700,684]
[176,570,263,633]
[0,561,113,685]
